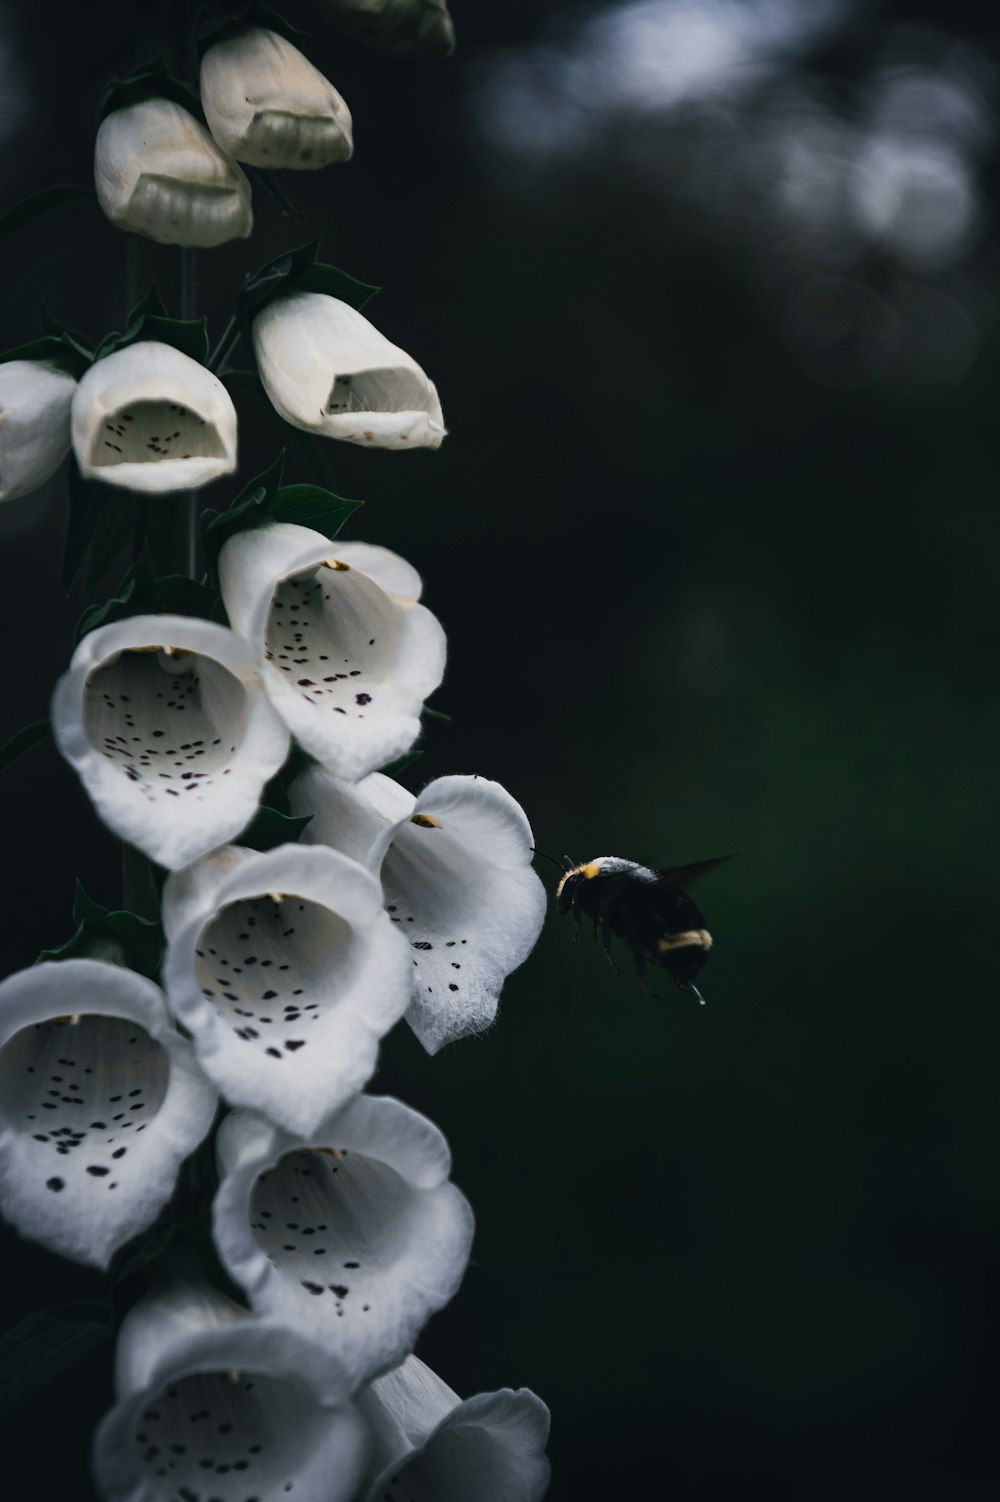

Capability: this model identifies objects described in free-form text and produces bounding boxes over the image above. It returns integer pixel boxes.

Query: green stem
[121,842,159,921]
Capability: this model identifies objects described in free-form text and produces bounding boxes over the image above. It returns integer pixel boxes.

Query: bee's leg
[634,950,662,1000]
[601,923,620,974]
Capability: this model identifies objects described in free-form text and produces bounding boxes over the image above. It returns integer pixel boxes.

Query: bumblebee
[555,855,731,1003]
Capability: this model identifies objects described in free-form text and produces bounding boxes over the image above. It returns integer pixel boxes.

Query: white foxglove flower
[213,1097,474,1384]
[253,291,445,449]
[162,843,411,1135]
[358,1356,551,1502]
[72,340,238,494]
[94,1281,369,1502]
[0,959,216,1270]
[95,98,253,247]
[311,0,455,60]
[0,359,76,502]
[220,525,446,781]
[201,27,353,169]
[290,767,547,1053]
[51,614,290,871]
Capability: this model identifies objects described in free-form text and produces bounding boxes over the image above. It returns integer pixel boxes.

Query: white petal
[51,613,290,871]
[201,27,353,169]
[220,523,446,781]
[95,1281,369,1502]
[72,340,238,493]
[252,290,445,449]
[213,1097,474,1385]
[0,359,76,502]
[0,959,216,1270]
[95,98,253,248]
[162,844,411,1135]
[359,1356,551,1502]
[294,770,547,1053]
[311,0,455,60]
[290,766,414,869]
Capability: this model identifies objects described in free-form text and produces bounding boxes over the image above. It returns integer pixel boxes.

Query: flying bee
[553,854,732,1004]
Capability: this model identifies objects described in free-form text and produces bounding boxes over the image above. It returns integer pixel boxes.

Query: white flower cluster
[1,6,548,1496]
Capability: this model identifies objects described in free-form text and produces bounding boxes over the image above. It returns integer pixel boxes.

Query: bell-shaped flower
[0,959,217,1270]
[201,27,353,169]
[290,767,547,1053]
[311,0,456,60]
[51,614,290,871]
[212,1096,474,1385]
[220,525,446,781]
[93,1281,370,1502]
[0,359,76,502]
[358,1356,552,1502]
[71,340,238,494]
[162,842,411,1135]
[95,97,253,247]
[253,291,445,449]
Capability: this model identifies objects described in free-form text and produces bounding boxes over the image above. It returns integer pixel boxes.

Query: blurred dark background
[1,0,998,1495]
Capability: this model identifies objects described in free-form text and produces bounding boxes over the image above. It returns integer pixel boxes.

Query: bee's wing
[656,854,736,888]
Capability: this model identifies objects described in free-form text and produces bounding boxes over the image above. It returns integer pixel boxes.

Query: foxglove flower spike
[220,524,446,781]
[201,27,353,169]
[94,1281,369,1502]
[253,290,445,449]
[0,359,76,502]
[72,340,238,494]
[359,1355,552,1502]
[291,768,547,1052]
[0,959,216,1269]
[213,1096,475,1385]
[51,614,290,870]
[95,98,253,247]
[162,843,411,1135]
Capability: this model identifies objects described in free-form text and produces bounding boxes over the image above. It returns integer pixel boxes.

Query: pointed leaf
[379,749,424,780]
[197,0,309,52]
[237,241,379,337]
[0,718,52,776]
[99,56,204,123]
[267,485,362,537]
[75,547,221,642]
[238,805,314,852]
[37,881,165,981]
[0,182,96,246]
[0,1303,112,1422]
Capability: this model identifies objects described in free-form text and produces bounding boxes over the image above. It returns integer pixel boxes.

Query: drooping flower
[0,959,217,1270]
[0,359,76,502]
[212,1096,474,1385]
[51,614,290,871]
[93,1281,370,1502]
[310,0,456,60]
[220,525,446,781]
[161,843,411,1135]
[290,767,547,1053]
[201,27,353,169]
[252,291,445,449]
[71,341,238,494]
[95,97,253,247]
[357,1355,552,1502]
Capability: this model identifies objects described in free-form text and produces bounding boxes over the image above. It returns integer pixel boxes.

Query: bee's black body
[556,855,726,1002]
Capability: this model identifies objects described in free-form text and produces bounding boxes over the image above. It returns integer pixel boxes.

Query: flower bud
[253,291,444,449]
[311,0,455,60]
[95,97,252,248]
[71,340,238,494]
[201,27,353,170]
[0,359,76,502]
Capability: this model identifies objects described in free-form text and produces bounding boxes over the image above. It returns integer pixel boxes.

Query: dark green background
[0,0,997,1495]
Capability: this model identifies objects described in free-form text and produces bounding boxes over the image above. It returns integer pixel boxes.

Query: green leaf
[75,545,221,642]
[238,805,313,852]
[99,56,204,123]
[0,183,96,247]
[0,719,51,776]
[0,330,92,379]
[0,1302,112,1422]
[37,880,164,981]
[94,289,209,365]
[423,705,452,722]
[63,467,131,593]
[237,240,379,336]
[202,456,363,576]
[380,748,424,781]
[197,1,309,53]
[268,485,362,536]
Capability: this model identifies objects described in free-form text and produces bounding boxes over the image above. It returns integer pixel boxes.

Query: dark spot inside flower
[87,1165,110,1176]
[46,1177,64,1191]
